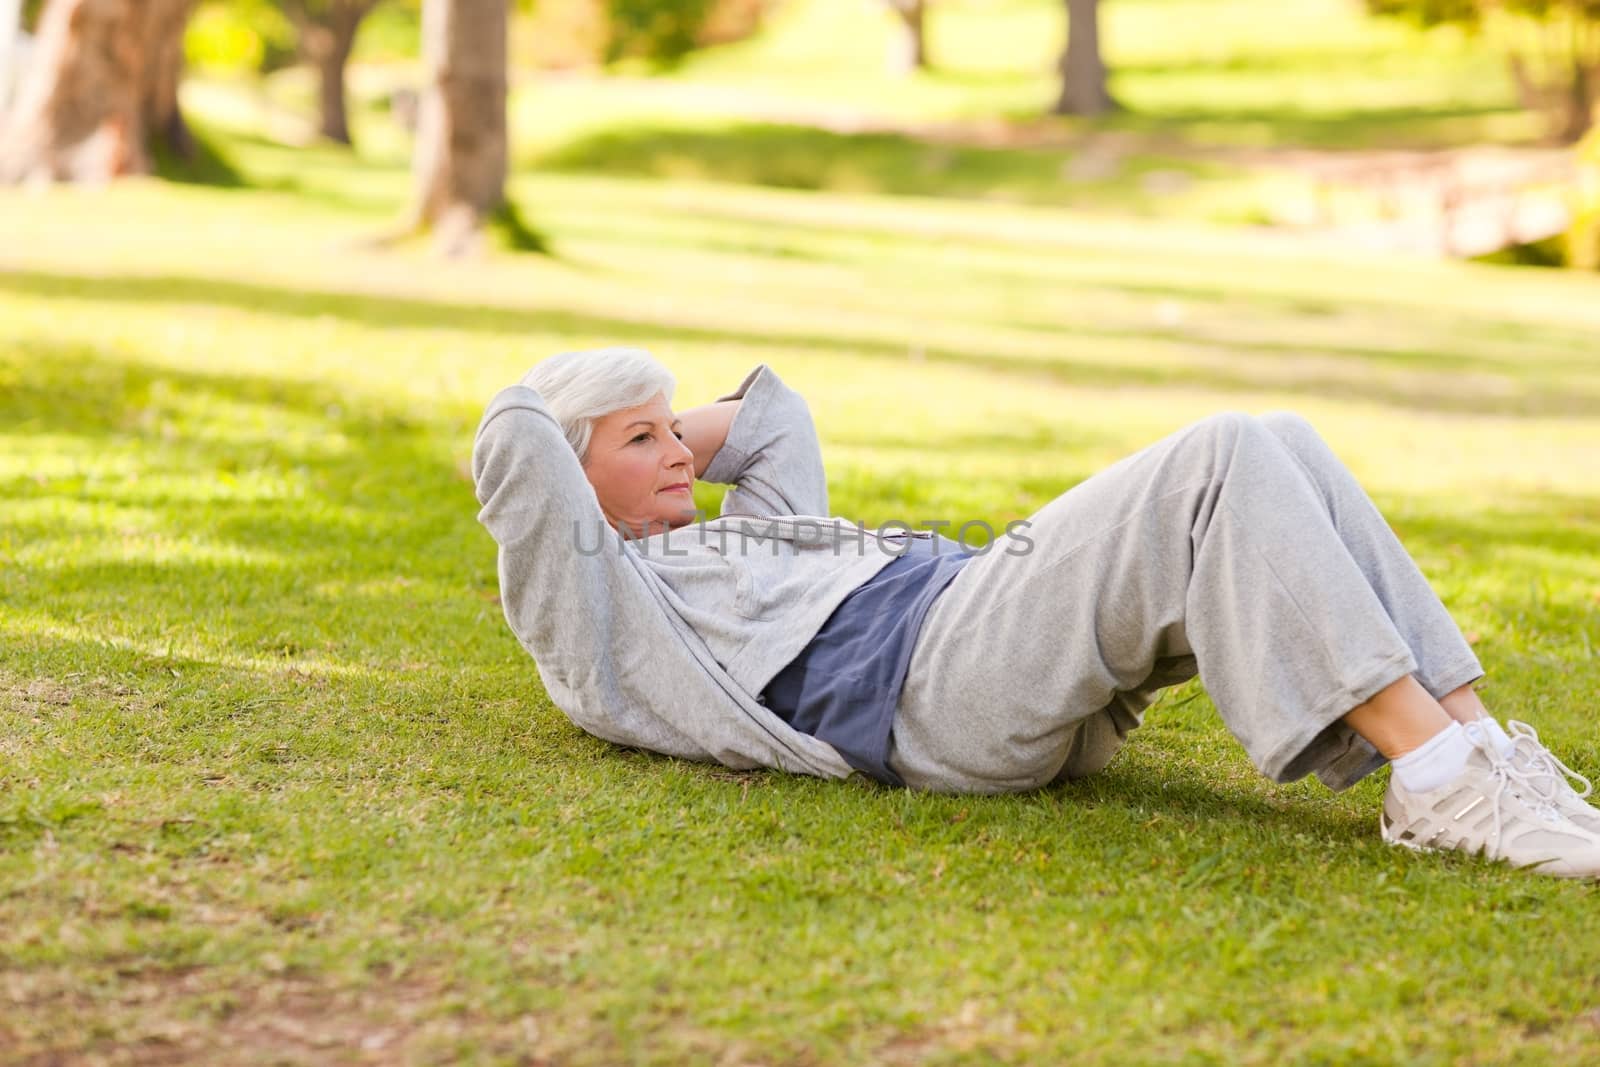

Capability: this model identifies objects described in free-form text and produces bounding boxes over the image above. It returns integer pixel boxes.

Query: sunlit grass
[182,0,1546,232]
[3,115,1600,1063]
[674,0,1519,136]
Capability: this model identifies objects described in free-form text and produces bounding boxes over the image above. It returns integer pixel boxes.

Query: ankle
[1390,721,1473,794]
[1464,716,1514,758]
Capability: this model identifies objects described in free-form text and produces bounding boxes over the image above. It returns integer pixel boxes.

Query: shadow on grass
[533,110,1527,221]
[3,266,1597,420]
[143,120,415,220]
[1004,318,1600,418]
[1095,103,1529,150]
[0,339,491,666]
[536,121,1227,209]
[1044,40,1531,149]
[151,124,251,189]
[1393,498,1600,562]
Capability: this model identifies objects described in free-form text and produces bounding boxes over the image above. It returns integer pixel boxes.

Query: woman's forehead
[604,394,675,427]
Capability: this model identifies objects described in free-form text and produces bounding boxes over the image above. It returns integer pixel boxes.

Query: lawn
[5,51,1600,1067]
[198,0,1547,232]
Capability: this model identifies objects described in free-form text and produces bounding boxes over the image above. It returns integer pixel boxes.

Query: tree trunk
[292,0,372,146]
[885,0,928,76]
[1506,27,1599,145]
[1557,60,1597,143]
[0,0,21,114]
[1507,54,1544,114]
[1053,0,1117,117]
[142,0,191,159]
[409,0,507,256]
[0,0,193,184]
[315,14,356,144]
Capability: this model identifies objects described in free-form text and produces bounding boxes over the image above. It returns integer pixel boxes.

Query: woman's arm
[697,365,829,517]
[677,399,741,481]
[472,386,713,760]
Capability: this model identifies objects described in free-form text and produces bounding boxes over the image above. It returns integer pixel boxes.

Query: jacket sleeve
[699,364,829,518]
[472,385,714,761]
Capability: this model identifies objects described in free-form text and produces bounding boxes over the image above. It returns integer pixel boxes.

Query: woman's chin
[663,508,700,530]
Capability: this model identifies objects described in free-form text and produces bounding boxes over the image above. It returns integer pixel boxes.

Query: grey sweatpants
[887,411,1485,794]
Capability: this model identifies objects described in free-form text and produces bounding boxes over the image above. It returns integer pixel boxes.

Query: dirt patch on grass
[4,965,574,1066]
[0,671,141,716]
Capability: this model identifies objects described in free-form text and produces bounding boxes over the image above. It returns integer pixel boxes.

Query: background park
[3,0,1600,1062]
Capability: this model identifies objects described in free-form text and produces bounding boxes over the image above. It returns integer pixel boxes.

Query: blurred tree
[1368,1,1600,141]
[513,0,765,70]
[1054,0,1118,116]
[603,0,713,63]
[1572,125,1599,266]
[184,0,296,75]
[0,0,195,183]
[1,0,22,112]
[882,0,929,75]
[276,0,383,144]
[407,0,512,253]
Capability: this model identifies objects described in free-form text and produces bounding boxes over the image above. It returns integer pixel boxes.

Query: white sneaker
[1381,734,1600,879]
[1502,719,1600,835]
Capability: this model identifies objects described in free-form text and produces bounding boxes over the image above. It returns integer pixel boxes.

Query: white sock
[1390,721,1473,794]
[1464,716,1514,757]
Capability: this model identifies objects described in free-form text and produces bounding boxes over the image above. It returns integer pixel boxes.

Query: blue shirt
[760,535,975,786]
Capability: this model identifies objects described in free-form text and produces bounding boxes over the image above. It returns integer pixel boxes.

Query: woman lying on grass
[472,347,1600,879]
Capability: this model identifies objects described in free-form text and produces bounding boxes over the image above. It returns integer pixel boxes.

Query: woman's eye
[631,432,651,443]
[672,431,684,441]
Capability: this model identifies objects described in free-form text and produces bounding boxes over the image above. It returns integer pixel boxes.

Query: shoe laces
[1505,719,1593,802]
[1473,737,1567,850]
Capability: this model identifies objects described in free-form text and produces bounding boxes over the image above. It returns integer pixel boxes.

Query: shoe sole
[1380,815,1600,880]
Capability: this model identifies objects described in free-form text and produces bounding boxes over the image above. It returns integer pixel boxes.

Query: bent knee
[1193,409,1329,461]
[1181,410,1259,456]
[1256,409,1322,447]
[1177,412,1260,460]
[1198,410,1256,436]
[1193,409,1319,442]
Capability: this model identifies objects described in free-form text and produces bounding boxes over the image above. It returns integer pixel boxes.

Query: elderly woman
[472,347,1600,879]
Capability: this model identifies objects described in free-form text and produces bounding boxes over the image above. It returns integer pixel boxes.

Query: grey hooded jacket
[472,363,923,779]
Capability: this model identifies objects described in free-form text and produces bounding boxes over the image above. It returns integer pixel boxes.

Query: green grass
[8,7,1600,1049]
[663,0,1529,144]
[194,0,1550,232]
[4,130,1600,1063]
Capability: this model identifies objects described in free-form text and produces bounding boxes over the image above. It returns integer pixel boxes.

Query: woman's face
[582,392,698,536]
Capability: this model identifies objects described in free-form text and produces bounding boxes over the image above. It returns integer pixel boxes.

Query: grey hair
[520,347,677,464]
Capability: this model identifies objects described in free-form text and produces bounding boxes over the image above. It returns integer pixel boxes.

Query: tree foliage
[1572,124,1600,267]
[1368,0,1600,25]
[602,0,716,64]
[185,0,752,71]
[1367,0,1600,140]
